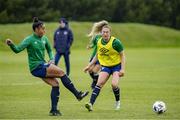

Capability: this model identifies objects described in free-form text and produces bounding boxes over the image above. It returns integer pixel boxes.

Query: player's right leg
[85,71,109,111]
[42,78,62,116]
[31,63,61,116]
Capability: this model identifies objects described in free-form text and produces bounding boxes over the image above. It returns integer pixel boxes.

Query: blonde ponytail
[87,20,108,45]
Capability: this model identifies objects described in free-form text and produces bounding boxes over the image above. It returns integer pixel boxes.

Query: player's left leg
[112,71,121,110]
[46,64,89,101]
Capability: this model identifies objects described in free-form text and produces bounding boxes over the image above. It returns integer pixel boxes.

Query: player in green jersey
[6,17,88,116]
[86,20,108,89]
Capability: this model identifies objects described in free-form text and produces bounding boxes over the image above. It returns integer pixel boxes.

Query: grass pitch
[0,48,180,119]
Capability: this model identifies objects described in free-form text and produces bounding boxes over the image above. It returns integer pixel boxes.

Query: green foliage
[0,0,180,29]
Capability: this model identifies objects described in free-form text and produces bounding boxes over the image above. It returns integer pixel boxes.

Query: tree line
[0,0,180,29]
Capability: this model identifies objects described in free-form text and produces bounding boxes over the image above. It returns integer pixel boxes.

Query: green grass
[0,48,180,119]
[1,22,180,51]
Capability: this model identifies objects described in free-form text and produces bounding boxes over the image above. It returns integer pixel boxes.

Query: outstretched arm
[6,38,29,53]
[84,54,98,73]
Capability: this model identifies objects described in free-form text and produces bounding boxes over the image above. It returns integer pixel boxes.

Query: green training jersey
[90,35,101,58]
[9,33,54,72]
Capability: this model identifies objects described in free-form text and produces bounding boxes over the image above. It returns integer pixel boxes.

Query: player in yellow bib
[84,24,125,111]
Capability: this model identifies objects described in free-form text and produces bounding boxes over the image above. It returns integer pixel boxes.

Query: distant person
[6,17,88,116]
[54,18,73,76]
[86,20,108,89]
[84,24,125,111]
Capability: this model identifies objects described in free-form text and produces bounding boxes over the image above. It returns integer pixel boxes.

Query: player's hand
[119,69,125,77]
[87,44,93,50]
[86,45,91,49]
[6,39,13,46]
[48,60,55,64]
[83,65,91,73]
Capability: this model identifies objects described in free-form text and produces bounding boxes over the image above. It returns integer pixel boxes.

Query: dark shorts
[101,64,121,75]
[89,57,100,65]
[31,63,50,78]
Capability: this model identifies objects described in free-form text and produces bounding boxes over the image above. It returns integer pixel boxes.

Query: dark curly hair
[32,17,44,31]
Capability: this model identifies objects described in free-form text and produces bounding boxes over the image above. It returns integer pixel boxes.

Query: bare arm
[119,50,125,77]
[84,54,98,73]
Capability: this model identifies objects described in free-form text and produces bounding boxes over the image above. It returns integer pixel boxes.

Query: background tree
[0,0,179,29]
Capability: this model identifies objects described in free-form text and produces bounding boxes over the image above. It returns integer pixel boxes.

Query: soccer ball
[153,101,166,114]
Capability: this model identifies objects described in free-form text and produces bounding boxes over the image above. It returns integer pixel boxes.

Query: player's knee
[52,82,59,87]
[97,82,104,88]
[111,82,118,88]
[51,79,59,86]
[57,69,65,77]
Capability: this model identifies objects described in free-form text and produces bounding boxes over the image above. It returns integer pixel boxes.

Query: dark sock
[89,72,99,89]
[90,85,101,105]
[89,72,95,79]
[93,74,99,85]
[60,75,79,98]
[91,81,96,89]
[51,86,60,111]
[89,72,99,81]
[113,87,120,101]
[93,73,99,81]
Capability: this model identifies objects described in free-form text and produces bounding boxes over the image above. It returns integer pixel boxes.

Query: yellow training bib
[97,36,121,66]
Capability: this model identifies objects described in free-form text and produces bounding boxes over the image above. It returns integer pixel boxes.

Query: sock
[113,87,120,101]
[60,75,79,98]
[90,72,99,89]
[51,86,60,111]
[91,81,96,89]
[93,73,99,81]
[89,72,95,79]
[90,85,101,105]
[89,72,99,81]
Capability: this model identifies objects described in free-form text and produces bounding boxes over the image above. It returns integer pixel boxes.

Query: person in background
[54,18,73,76]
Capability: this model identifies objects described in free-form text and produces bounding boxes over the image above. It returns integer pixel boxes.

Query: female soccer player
[6,17,88,116]
[84,24,125,111]
[86,20,108,89]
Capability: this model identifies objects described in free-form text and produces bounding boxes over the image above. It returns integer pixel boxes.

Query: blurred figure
[54,18,73,76]
[86,20,108,89]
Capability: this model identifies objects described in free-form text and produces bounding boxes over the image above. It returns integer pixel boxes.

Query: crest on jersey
[64,31,68,35]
